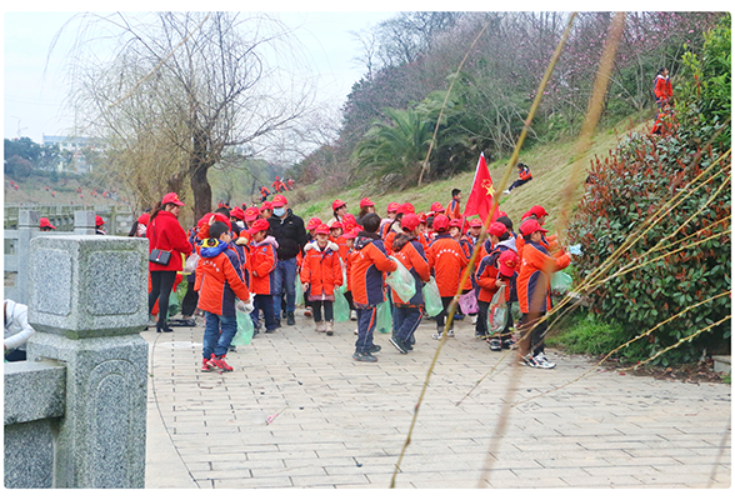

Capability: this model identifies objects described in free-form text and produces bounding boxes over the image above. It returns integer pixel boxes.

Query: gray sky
[3,7,399,143]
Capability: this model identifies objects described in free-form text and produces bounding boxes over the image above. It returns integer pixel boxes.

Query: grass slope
[289,116,650,239]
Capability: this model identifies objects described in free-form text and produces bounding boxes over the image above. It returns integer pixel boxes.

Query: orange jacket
[654,75,673,101]
[517,241,570,314]
[519,166,532,181]
[391,234,431,307]
[194,240,250,316]
[350,233,397,306]
[427,234,469,298]
[444,198,462,220]
[300,241,343,298]
[249,236,279,295]
[475,241,517,303]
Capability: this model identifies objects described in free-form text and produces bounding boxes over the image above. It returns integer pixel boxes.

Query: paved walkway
[142,312,731,489]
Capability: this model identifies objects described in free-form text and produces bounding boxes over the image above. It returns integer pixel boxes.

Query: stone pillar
[26,235,149,488]
[16,210,40,304]
[74,210,96,235]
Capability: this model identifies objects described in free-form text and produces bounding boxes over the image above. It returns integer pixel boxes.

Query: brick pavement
[142,312,731,489]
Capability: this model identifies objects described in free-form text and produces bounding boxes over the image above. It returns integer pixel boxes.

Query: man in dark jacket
[268,194,307,326]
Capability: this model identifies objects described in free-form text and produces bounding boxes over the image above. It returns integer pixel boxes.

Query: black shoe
[287,313,295,326]
[488,338,502,351]
[228,345,237,352]
[389,336,408,354]
[282,310,288,319]
[156,324,173,333]
[274,318,281,328]
[265,328,277,334]
[409,333,416,346]
[353,351,378,362]
[368,344,382,353]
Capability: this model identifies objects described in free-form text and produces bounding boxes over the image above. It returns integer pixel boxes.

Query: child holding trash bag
[516,219,571,369]
[426,214,468,339]
[301,224,343,335]
[388,214,430,354]
[195,221,253,373]
[475,222,519,348]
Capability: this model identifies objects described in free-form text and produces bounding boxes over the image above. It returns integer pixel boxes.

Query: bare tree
[63,12,314,220]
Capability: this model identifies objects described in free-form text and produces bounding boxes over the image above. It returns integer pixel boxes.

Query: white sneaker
[503,189,511,195]
[447,329,455,338]
[471,315,477,325]
[432,331,443,340]
[533,352,556,369]
[350,310,357,321]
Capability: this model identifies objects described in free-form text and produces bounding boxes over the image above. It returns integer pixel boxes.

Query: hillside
[289,115,651,239]
[3,173,133,208]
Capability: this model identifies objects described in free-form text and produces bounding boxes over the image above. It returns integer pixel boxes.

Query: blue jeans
[356,306,378,353]
[203,312,237,358]
[254,294,277,331]
[393,306,423,344]
[273,257,297,318]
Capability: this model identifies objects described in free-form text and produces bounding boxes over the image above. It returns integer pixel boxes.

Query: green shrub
[568,19,731,365]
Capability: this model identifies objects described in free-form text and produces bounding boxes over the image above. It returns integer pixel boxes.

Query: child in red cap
[248,219,279,334]
[516,219,571,369]
[301,224,343,335]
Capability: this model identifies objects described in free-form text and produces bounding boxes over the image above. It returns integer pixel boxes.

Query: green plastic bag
[376,301,392,334]
[338,265,348,294]
[423,277,443,317]
[334,288,350,323]
[385,256,416,302]
[511,301,522,321]
[550,271,573,295]
[487,285,507,334]
[295,274,304,307]
[167,290,180,320]
[232,310,254,346]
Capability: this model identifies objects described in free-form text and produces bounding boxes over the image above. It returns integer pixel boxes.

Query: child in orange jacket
[426,214,468,339]
[503,162,533,194]
[248,219,279,333]
[301,224,343,335]
[195,221,251,373]
[388,214,430,354]
[516,219,571,369]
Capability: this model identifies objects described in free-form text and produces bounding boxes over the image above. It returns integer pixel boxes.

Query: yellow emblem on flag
[481,179,495,197]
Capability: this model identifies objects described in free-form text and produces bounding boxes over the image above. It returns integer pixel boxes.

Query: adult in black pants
[147,192,193,332]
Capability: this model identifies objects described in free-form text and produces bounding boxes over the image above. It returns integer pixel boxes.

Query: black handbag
[149,249,171,266]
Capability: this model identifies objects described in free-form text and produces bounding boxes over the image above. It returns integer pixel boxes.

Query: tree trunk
[190,159,213,222]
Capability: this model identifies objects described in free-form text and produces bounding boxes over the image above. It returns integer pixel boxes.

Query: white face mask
[273,207,286,217]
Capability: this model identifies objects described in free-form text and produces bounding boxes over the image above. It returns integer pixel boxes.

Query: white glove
[236,298,254,314]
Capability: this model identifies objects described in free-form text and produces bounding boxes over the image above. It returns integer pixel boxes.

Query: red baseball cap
[137,213,150,225]
[449,218,463,228]
[525,205,548,220]
[246,218,269,235]
[498,250,519,277]
[343,230,359,240]
[469,218,483,228]
[332,199,346,210]
[161,192,185,206]
[230,206,246,221]
[95,215,105,226]
[430,202,444,212]
[387,202,400,213]
[519,219,548,236]
[39,217,56,230]
[433,214,450,231]
[272,195,288,208]
[401,213,421,232]
[488,222,507,237]
[496,210,508,218]
[213,213,232,231]
[260,201,273,211]
[359,198,375,209]
[243,206,260,222]
[306,218,322,230]
[315,224,331,235]
[398,203,415,215]
[418,212,428,223]
[330,221,343,230]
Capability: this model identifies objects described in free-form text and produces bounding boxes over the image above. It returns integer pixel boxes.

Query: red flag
[463,153,498,224]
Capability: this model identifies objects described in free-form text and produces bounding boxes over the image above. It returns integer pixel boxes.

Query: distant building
[42,135,105,174]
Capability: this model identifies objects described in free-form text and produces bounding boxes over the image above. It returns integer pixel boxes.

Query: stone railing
[4,204,134,236]
[5,210,97,305]
[4,235,149,488]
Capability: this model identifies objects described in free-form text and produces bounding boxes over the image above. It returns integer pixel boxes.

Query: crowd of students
[137,185,572,372]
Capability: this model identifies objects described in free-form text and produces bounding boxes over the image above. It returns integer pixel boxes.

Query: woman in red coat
[147,192,193,332]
